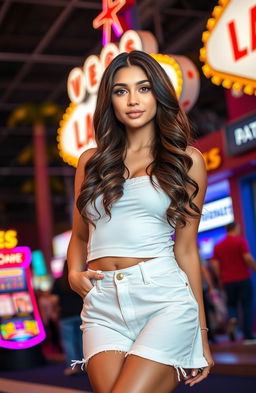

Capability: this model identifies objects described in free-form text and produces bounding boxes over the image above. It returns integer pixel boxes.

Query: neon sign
[202,147,222,171]
[225,112,256,155]
[93,0,135,46]
[200,0,256,95]
[58,2,200,167]
[0,230,18,250]
[199,196,234,232]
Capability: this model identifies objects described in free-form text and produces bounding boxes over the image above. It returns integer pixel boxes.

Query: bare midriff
[87,256,157,271]
[87,166,156,271]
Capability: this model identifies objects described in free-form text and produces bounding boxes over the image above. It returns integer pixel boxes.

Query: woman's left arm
[173,147,214,386]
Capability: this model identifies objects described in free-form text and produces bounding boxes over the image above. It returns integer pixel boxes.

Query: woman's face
[111,65,157,130]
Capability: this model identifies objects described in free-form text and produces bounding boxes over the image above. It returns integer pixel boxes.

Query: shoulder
[214,241,222,250]
[185,146,207,180]
[213,241,223,257]
[217,237,228,249]
[185,146,205,168]
[237,236,248,246]
[77,148,97,168]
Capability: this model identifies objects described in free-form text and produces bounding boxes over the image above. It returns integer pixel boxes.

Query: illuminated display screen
[0,316,39,341]
[199,197,234,233]
[0,247,46,349]
[0,269,38,342]
[0,268,26,293]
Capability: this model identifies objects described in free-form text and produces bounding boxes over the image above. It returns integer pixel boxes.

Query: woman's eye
[139,86,151,93]
[113,89,127,96]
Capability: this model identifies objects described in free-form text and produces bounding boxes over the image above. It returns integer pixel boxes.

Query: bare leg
[87,351,126,393]
[111,355,180,393]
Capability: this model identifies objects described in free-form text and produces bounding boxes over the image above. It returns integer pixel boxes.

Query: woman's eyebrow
[112,80,150,88]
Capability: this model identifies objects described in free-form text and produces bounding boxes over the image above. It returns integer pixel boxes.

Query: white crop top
[86,175,175,262]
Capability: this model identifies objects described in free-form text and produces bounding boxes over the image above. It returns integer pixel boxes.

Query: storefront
[196,111,256,249]
[195,111,256,313]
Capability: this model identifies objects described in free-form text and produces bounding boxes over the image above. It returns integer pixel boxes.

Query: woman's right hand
[68,270,105,299]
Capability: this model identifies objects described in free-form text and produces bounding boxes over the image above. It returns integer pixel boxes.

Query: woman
[68,50,214,393]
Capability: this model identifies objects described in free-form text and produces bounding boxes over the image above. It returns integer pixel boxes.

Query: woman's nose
[127,91,138,106]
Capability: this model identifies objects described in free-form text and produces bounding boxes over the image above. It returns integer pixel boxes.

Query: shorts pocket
[149,269,187,288]
[83,285,97,302]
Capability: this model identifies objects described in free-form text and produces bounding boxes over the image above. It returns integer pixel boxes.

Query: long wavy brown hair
[77,50,200,228]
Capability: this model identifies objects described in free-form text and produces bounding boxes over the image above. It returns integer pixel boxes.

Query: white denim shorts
[72,256,208,380]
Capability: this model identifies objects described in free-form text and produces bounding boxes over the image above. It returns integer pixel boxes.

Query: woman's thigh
[111,355,180,393]
[87,350,126,393]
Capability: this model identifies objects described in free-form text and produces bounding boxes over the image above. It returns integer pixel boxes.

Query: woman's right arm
[67,148,104,298]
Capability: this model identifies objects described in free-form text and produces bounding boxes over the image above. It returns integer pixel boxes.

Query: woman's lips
[126,111,144,119]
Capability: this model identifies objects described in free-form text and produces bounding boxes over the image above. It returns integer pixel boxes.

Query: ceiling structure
[0,0,228,233]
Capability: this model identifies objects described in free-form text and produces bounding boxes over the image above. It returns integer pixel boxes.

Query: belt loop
[138,261,150,285]
[95,269,102,292]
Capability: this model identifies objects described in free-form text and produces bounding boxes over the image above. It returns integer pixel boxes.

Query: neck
[125,124,155,152]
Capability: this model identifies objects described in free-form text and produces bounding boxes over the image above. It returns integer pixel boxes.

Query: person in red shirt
[212,221,256,343]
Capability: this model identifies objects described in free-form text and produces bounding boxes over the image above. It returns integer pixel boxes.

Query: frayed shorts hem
[71,345,128,371]
[125,344,208,381]
[71,344,208,381]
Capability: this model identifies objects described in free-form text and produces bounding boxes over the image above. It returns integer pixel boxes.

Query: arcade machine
[0,245,46,370]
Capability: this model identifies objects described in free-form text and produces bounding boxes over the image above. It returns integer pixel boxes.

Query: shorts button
[185,282,188,286]
[116,273,124,280]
